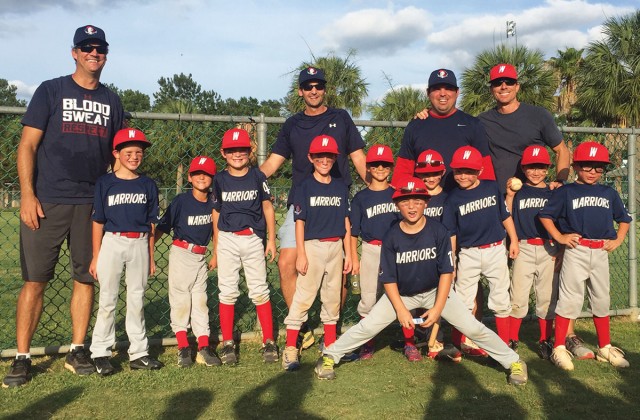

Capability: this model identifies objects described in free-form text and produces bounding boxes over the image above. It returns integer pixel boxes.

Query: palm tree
[576,10,640,127]
[285,49,369,117]
[460,44,556,116]
[548,47,584,119]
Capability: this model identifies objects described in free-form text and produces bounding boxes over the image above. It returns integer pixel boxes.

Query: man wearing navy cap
[260,66,367,350]
[3,25,125,388]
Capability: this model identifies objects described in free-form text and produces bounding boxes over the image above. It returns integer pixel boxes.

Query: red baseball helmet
[188,156,216,176]
[521,145,551,165]
[366,144,394,164]
[113,128,151,150]
[573,141,610,164]
[450,146,483,170]
[415,149,446,173]
[309,135,339,154]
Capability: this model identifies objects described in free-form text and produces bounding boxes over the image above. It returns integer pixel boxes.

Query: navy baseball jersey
[212,167,272,239]
[512,184,552,240]
[156,192,215,246]
[442,180,510,247]
[271,107,365,205]
[379,219,454,296]
[293,176,349,241]
[424,191,448,222]
[539,183,631,239]
[398,110,490,191]
[22,75,125,204]
[350,187,401,242]
[92,173,159,232]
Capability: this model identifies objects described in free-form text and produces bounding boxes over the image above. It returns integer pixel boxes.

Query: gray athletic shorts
[277,205,296,249]
[20,203,94,283]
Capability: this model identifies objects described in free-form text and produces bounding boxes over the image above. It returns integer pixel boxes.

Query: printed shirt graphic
[424,191,448,222]
[22,75,125,204]
[156,192,216,246]
[293,176,349,241]
[539,183,631,239]
[92,173,159,233]
[350,187,401,242]
[271,107,365,206]
[442,180,509,247]
[212,167,272,239]
[512,184,552,240]
[379,220,453,296]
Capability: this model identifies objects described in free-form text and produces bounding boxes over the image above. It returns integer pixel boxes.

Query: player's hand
[149,259,156,276]
[604,238,623,252]
[351,258,361,275]
[89,257,99,281]
[505,178,518,197]
[509,241,519,259]
[343,256,352,275]
[20,194,45,230]
[558,233,581,249]
[397,308,415,330]
[296,254,308,276]
[549,180,564,190]
[265,240,277,263]
[208,254,218,270]
[415,108,429,120]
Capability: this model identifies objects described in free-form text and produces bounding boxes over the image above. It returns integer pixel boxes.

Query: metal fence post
[628,128,638,320]
[257,113,268,166]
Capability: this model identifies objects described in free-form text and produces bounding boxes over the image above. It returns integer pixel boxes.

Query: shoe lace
[511,362,524,376]
[322,357,334,370]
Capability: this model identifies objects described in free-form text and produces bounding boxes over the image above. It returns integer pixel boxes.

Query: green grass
[1,318,639,419]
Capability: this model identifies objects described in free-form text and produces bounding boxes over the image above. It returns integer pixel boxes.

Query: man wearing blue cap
[3,25,125,388]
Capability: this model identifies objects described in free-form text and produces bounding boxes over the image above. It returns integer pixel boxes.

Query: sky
[1,0,637,108]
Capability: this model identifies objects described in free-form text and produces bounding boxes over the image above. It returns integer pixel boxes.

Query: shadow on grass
[2,386,83,419]
[157,388,213,420]
[233,370,323,420]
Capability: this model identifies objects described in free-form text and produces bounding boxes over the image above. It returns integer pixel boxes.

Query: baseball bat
[428,319,440,348]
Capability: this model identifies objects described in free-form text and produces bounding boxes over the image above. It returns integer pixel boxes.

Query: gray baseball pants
[510,241,558,319]
[357,242,383,317]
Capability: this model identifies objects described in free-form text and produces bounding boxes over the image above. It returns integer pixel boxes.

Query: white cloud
[320,6,431,55]
[8,80,38,101]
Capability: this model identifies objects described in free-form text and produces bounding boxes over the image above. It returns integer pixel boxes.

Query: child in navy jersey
[89,128,162,375]
[540,142,631,371]
[349,144,400,359]
[442,146,519,355]
[504,145,558,359]
[414,149,462,362]
[212,128,278,365]
[315,177,527,385]
[155,156,221,368]
[282,135,352,371]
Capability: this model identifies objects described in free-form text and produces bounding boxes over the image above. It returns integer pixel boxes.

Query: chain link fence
[0,107,637,355]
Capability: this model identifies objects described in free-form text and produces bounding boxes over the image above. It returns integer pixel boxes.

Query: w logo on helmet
[463,150,472,160]
[531,147,541,156]
[589,147,598,157]
[128,129,137,139]
[322,137,329,147]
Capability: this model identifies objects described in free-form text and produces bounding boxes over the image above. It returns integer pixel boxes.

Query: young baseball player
[539,141,631,370]
[212,128,278,365]
[155,156,221,368]
[315,177,527,385]
[442,146,519,355]
[414,149,462,363]
[504,145,558,359]
[349,144,400,359]
[282,134,352,371]
[89,128,162,375]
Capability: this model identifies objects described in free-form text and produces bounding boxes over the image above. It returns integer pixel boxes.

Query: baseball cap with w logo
[521,145,551,165]
[189,155,217,176]
[309,135,339,154]
[366,144,394,164]
[113,128,151,150]
[415,149,445,173]
[450,146,483,170]
[222,128,252,149]
[489,63,518,82]
[573,141,610,164]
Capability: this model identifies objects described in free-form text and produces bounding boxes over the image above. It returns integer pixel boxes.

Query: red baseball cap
[366,144,394,164]
[415,149,446,173]
[489,63,518,82]
[188,156,216,176]
[392,177,430,200]
[309,135,339,154]
[222,128,252,149]
[113,128,151,150]
[573,141,610,164]
[521,145,551,165]
[450,146,483,170]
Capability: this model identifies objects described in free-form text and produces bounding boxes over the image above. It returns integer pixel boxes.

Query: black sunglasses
[578,165,606,174]
[368,162,393,169]
[490,78,517,88]
[416,160,444,168]
[399,187,428,194]
[301,83,326,92]
[77,44,109,54]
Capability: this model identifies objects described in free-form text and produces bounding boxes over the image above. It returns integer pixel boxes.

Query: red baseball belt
[478,240,503,249]
[172,239,207,255]
[114,232,146,239]
[578,238,605,249]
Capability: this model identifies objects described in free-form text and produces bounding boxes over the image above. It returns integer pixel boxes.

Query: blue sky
[1,0,637,107]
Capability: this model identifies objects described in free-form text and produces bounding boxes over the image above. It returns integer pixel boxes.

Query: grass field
[0,318,638,419]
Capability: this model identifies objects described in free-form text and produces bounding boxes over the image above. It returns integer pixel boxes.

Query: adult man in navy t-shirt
[3,25,125,388]
[260,67,367,347]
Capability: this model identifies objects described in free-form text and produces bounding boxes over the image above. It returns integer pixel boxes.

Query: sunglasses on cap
[301,83,326,92]
[398,187,428,194]
[415,160,444,169]
[77,44,109,54]
[490,78,517,88]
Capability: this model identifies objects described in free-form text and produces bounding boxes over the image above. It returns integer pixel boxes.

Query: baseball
[510,178,523,191]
